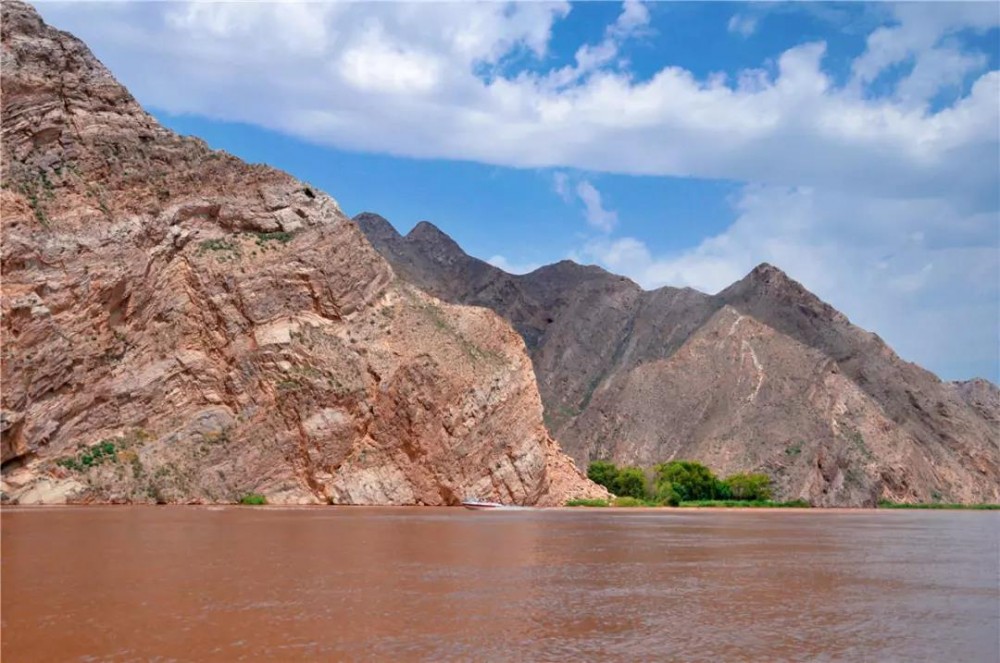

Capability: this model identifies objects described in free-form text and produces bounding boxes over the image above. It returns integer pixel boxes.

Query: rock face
[357,214,1000,506]
[0,1,604,506]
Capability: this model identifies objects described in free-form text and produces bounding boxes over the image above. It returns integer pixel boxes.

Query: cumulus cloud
[339,27,443,95]
[37,2,997,200]
[611,0,651,39]
[545,0,651,89]
[851,3,998,85]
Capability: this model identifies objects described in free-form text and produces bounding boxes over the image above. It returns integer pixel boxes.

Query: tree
[612,466,647,499]
[587,461,619,492]
[653,460,723,501]
[724,473,773,501]
[656,481,682,507]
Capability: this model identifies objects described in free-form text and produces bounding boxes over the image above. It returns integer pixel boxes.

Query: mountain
[0,1,604,506]
[357,213,1000,506]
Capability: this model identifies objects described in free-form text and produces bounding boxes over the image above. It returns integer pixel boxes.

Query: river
[2,507,997,661]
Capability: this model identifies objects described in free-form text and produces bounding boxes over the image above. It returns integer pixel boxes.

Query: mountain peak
[732,262,812,299]
[748,262,793,285]
[353,212,401,241]
[405,220,461,250]
[398,220,467,266]
[719,262,849,330]
[407,220,449,240]
[536,259,615,277]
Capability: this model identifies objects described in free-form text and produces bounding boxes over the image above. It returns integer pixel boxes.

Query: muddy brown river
[1,507,997,661]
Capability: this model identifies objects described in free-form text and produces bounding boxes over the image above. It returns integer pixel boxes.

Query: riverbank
[876,501,999,510]
[565,497,810,508]
[564,498,1000,510]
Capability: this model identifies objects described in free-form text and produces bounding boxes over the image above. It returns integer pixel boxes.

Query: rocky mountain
[357,213,1000,506]
[0,1,604,506]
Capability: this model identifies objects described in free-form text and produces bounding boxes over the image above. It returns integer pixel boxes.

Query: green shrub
[253,231,294,244]
[239,493,267,505]
[654,460,723,501]
[612,466,647,499]
[877,500,998,510]
[678,499,811,508]
[56,457,82,472]
[724,472,773,501]
[612,496,648,507]
[714,479,733,500]
[198,238,237,253]
[586,461,619,492]
[55,439,118,472]
[565,498,610,507]
[655,481,682,506]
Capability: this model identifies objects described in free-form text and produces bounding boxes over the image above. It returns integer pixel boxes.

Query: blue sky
[37,1,1000,381]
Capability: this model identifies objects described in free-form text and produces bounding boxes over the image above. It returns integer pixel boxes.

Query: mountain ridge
[356,212,1000,506]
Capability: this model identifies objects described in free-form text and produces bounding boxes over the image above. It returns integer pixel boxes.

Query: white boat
[461,499,505,510]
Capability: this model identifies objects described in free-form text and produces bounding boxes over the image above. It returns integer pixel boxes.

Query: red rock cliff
[0,0,604,506]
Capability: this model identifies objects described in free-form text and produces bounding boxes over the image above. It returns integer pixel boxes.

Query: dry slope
[0,1,603,506]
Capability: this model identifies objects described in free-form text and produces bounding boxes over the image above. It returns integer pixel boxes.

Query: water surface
[2,507,997,661]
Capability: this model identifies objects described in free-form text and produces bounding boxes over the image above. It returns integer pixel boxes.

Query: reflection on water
[2,507,997,661]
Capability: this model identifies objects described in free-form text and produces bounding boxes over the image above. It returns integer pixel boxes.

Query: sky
[35,1,1000,382]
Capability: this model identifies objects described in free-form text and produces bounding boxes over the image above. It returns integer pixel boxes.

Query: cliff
[0,1,604,506]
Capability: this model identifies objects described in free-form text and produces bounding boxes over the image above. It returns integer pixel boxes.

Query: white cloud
[36,2,998,202]
[851,3,998,86]
[727,14,758,38]
[552,171,572,202]
[575,181,618,233]
[338,27,442,94]
[551,173,618,233]
[164,2,341,59]
[546,0,651,89]
[486,255,542,275]
[894,47,986,106]
[611,0,651,39]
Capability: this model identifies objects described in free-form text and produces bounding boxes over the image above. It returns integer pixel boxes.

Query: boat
[460,499,506,510]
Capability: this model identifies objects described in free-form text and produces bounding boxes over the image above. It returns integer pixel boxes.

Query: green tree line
[587,460,775,506]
